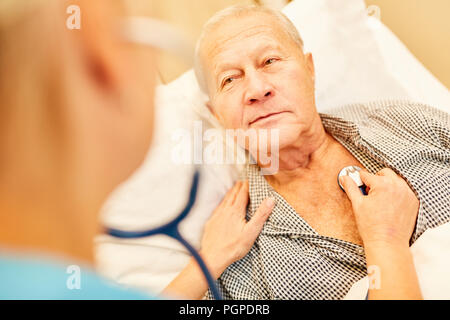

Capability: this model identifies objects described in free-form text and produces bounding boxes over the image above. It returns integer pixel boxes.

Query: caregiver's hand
[340,168,419,247]
[162,180,275,299]
[340,168,422,300]
[200,180,275,278]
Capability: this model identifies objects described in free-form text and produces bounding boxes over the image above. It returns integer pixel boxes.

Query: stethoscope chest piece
[338,166,368,195]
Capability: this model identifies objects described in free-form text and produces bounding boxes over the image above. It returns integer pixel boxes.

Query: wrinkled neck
[266,130,340,187]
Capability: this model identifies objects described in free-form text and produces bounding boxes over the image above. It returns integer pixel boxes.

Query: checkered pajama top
[206,101,450,300]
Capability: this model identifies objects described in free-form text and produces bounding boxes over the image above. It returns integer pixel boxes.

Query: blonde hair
[194,5,304,94]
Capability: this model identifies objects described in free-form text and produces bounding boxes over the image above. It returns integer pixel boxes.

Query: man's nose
[244,72,274,105]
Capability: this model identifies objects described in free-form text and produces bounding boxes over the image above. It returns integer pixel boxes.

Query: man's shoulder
[322,100,448,136]
[323,100,443,119]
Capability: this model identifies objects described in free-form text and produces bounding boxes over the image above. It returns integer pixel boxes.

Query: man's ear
[305,52,315,84]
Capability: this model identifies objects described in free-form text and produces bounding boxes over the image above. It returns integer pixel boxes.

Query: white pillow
[282,0,409,111]
[96,0,449,296]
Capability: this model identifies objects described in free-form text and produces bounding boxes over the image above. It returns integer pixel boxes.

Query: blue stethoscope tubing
[106,166,368,300]
[106,170,222,300]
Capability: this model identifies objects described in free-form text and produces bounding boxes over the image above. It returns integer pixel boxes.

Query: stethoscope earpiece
[338,166,368,196]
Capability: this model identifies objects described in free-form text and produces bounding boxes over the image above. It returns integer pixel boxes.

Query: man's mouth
[249,111,289,126]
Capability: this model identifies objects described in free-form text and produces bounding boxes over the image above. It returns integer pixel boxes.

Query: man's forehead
[212,40,282,74]
[205,14,284,50]
[202,14,290,70]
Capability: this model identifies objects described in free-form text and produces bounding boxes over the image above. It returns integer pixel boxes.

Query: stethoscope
[338,165,368,196]
[105,169,223,300]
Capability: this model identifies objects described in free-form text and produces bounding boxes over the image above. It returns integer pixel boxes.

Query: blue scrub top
[0,253,153,300]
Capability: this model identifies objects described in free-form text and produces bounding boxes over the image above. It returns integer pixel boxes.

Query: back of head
[0,1,65,174]
[0,0,156,193]
[0,0,157,263]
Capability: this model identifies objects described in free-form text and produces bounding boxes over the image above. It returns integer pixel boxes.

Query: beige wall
[133,0,253,83]
[365,0,449,89]
[135,0,449,88]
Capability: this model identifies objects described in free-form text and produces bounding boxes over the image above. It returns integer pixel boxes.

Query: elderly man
[193,5,450,300]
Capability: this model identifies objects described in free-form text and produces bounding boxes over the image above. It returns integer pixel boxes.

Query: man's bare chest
[268,148,366,246]
[274,178,363,246]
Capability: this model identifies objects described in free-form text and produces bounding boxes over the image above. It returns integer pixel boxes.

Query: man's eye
[265,58,277,65]
[223,77,234,86]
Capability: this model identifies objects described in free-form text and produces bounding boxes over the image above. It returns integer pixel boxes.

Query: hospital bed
[95,0,450,299]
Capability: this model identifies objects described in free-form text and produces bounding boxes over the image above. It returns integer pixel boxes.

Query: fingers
[359,170,377,188]
[376,168,397,178]
[244,197,275,244]
[340,175,363,204]
[234,180,249,212]
[343,168,399,203]
[223,181,243,206]
[359,168,398,190]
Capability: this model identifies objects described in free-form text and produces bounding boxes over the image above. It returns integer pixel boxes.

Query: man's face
[201,12,317,150]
